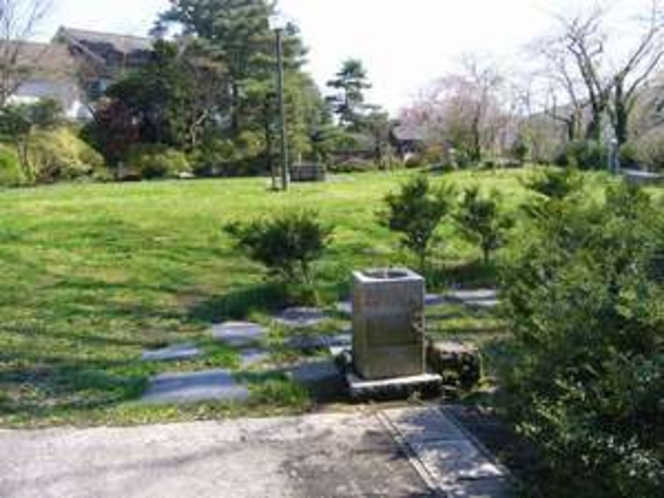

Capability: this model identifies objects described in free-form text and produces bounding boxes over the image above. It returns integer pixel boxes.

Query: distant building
[390,123,426,160]
[5,27,153,119]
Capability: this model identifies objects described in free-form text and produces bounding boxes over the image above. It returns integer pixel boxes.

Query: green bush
[454,186,513,264]
[329,157,378,173]
[379,175,455,270]
[618,142,639,169]
[127,144,192,180]
[498,183,664,498]
[190,138,237,177]
[29,128,105,183]
[523,167,584,201]
[555,140,607,170]
[224,210,333,287]
[0,146,23,187]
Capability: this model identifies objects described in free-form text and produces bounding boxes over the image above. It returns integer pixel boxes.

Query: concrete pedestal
[352,268,426,380]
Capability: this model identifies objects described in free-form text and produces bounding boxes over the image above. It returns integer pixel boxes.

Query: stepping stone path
[141,343,202,362]
[240,348,270,369]
[212,321,267,347]
[286,332,351,351]
[447,289,500,309]
[288,359,341,385]
[381,406,511,497]
[274,307,326,328]
[141,369,249,404]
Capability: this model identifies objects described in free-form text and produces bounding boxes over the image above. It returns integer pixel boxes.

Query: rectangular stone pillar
[352,269,426,380]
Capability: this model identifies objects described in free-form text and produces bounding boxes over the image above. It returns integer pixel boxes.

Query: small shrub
[29,128,105,183]
[379,175,455,270]
[224,210,333,287]
[555,140,607,170]
[0,146,23,187]
[618,142,639,169]
[524,167,584,201]
[329,157,377,173]
[127,144,192,180]
[454,186,513,264]
[190,138,237,177]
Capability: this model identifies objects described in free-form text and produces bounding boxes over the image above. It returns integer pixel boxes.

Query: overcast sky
[37,0,654,114]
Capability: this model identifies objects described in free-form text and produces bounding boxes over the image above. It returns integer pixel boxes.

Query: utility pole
[270,15,290,191]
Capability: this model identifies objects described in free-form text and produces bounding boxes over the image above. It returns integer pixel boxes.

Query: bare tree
[536,0,664,144]
[0,0,53,105]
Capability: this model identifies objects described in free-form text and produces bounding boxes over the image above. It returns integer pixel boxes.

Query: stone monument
[352,268,426,379]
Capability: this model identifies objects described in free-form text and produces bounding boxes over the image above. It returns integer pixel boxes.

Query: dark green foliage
[127,144,192,180]
[555,140,608,170]
[498,183,664,498]
[327,59,372,129]
[524,167,584,201]
[454,186,512,264]
[380,175,455,270]
[0,146,23,186]
[224,211,333,286]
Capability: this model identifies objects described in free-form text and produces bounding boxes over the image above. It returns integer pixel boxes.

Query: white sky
[36,0,654,114]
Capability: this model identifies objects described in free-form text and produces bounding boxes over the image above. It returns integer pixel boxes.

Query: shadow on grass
[429,259,499,290]
[188,282,289,323]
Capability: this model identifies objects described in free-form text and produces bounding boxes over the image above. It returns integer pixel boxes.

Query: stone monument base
[345,369,442,399]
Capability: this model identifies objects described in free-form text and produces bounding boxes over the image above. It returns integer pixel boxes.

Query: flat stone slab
[447,289,500,309]
[141,343,202,362]
[240,349,270,369]
[412,440,505,483]
[286,332,351,351]
[211,321,266,347]
[444,478,513,498]
[0,412,433,498]
[288,360,340,385]
[274,307,327,328]
[141,370,249,404]
[383,407,465,444]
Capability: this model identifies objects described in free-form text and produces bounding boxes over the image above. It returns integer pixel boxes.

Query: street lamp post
[269,14,289,191]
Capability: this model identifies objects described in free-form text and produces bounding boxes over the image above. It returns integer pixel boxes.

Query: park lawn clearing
[0,169,627,427]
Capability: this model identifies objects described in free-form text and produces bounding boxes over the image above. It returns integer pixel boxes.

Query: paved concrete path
[0,407,510,498]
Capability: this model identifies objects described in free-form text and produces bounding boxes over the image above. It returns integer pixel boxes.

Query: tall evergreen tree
[156,0,307,137]
[327,59,372,129]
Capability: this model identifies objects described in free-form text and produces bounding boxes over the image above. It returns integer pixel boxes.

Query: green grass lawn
[0,168,634,427]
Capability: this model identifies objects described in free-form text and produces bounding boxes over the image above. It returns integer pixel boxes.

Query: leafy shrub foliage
[29,128,105,184]
[454,186,512,264]
[0,146,23,187]
[379,175,455,270]
[224,211,333,286]
[555,140,607,170]
[498,183,664,498]
[524,167,585,201]
[127,144,192,180]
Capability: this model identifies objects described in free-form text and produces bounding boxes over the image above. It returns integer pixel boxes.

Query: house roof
[56,27,153,55]
[0,40,77,80]
[391,123,426,142]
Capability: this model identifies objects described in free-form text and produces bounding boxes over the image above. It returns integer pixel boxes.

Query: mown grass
[0,168,635,427]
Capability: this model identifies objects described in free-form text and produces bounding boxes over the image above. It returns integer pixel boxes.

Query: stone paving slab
[383,406,465,444]
[447,289,500,309]
[211,321,266,347]
[141,370,249,404]
[141,343,202,362]
[286,332,351,351]
[288,360,340,385]
[444,478,513,498]
[240,348,270,369]
[411,440,505,483]
[0,412,434,498]
[274,307,327,328]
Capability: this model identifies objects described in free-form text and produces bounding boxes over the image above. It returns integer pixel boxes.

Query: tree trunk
[613,81,629,145]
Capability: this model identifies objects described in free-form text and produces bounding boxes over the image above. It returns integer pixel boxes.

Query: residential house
[5,27,154,119]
